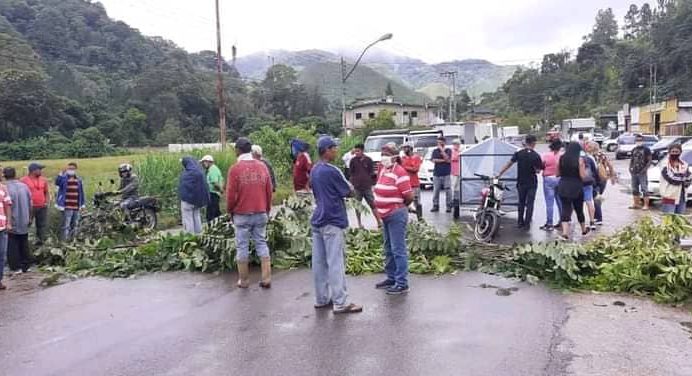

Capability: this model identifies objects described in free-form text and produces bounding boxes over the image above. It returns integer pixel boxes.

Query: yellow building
[637,98,678,135]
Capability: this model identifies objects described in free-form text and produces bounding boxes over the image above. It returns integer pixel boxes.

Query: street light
[341,33,394,130]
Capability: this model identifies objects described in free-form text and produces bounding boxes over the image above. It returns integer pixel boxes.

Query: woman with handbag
[659,143,691,214]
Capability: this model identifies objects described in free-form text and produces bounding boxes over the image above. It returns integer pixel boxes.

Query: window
[403,111,409,116]
[411,111,418,118]
[368,113,375,119]
[355,112,362,120]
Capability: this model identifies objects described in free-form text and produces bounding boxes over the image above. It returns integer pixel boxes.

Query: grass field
[0,154,147,198]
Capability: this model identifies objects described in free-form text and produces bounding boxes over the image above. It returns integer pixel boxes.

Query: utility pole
[440,71,457,122]
[214,0,227,150]
[341,57,347,130]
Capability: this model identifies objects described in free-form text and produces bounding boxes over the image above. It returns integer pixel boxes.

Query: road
[1,270,690,376]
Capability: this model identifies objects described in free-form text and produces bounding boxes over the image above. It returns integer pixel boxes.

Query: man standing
[430,136,452,213]
[5,167,32,274]
[374,144,414,295]
[401,143,423,220]
[55,162,85,241]
[497,134,543,229]
[629,134,652,210]
[342,147,355,180]
[179,157,209,235]
[21,163,48,245]
[200,155,224,222]
[293,141,312,194]
[450,139,463,212]
[252,145,277,193]
[227,138,273,289]
[0,170,12,289]
[348,143,378,228]
[310,136,363,314]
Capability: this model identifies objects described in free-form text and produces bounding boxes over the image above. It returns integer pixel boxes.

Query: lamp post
[341,33,393,131]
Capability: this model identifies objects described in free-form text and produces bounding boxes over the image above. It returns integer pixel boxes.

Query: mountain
[235,50,518,101]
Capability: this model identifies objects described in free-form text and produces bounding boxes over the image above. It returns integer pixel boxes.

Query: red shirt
[400,155,422,188]
[293,152,312,191]
[374,164,412,218]
[20,176,48,208]
[226,157,273,215]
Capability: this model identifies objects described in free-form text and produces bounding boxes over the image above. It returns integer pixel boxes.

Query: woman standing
[557,142,589,240]
[540,140,562,231]
[659,143,691,214]
[589,142,616,225]
[581,146,600,230]
[179,157,209,234]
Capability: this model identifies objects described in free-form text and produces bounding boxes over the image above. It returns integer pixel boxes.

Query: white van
[363,130,408,163]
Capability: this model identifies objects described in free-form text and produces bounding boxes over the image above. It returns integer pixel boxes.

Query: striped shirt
[65,177,80,210]
[0,185,11,231]
[373,164,412,218]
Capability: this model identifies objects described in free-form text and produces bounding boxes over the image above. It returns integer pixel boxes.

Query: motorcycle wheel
[474,210,500,242]
[140,208,158,231]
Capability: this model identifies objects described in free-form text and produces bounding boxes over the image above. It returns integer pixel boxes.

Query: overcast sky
[98,0,634,65]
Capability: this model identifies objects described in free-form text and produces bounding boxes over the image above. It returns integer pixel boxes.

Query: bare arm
[497,161,514,178]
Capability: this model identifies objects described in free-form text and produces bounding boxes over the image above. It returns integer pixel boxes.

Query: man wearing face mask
[629,134,652,210]
[55,162,86,241]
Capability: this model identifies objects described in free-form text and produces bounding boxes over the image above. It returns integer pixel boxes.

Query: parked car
[615,134,658,160]
[364,131,408,163]
[592,132,605,145]
[647,149,692,202]
[650,136,692,161]
[419,147,436,189]
[603,137,619,152]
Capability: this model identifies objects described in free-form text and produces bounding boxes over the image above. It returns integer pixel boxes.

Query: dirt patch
[1,272,48,297]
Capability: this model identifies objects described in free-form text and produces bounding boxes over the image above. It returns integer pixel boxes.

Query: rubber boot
[642,197,650,211]
[259,257,272,289]
[452,199,460,220]
[237,262,250,288]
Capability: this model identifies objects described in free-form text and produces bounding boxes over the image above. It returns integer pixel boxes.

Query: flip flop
[333,303,363,314]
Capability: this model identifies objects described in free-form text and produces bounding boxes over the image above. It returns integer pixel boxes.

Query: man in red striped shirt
[373,144,414,295]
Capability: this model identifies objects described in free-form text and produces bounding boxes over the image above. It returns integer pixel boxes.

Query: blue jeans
[661,189,687,214]
[0,231,6,282]
[61,209,80,241]
[432,175,452,209]
[382,207,409,288]
[234,213,270,262]
[543,177,562,226]
[312,225,349,308]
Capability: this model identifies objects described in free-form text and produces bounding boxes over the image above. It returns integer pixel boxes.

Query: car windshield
[408,135,440,148]
[643,136,658,143]
[652,138,677,150]
[618,136,636,145]
[364,136,405,152]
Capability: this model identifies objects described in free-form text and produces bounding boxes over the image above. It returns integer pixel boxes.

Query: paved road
[1,271,690,376]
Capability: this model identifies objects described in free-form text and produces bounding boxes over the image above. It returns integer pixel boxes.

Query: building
[344,96,437,130]
[466,107,502,124]
[619,98,692,136]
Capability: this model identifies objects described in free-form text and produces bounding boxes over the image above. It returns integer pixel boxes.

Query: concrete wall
[168,143,224,153]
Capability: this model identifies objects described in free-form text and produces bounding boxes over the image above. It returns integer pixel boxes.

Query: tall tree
[587,8,619,45]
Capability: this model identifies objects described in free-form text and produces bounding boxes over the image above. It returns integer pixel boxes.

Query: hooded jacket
[179,156,210,208]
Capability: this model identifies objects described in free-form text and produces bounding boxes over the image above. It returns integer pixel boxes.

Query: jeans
[7,233,30,272]
[0,231,6,281]
[32,207,48,244]
[234,213,270,262]
[517,184,537,226]
[661,189,687,214]
[450,175,461,203]
[432,175,452,209]
[594,182,606,222]
[206,193,221,222]
[61,209,80,241]
[631,172,649,197]
[181,201,203,234]
[382,207,409,288]
[543,177,562,226]
[312,225,348,308]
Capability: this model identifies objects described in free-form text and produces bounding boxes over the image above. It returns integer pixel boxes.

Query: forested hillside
[480,0,692,130]
[0,0,332,146]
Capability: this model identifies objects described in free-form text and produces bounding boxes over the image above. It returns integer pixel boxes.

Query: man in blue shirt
[310,136,363,314]
[430,136,453,212]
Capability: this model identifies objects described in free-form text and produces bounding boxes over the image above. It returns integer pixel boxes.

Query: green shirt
[206,164,224,195]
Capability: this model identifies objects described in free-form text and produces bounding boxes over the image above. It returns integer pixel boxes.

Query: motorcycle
[79,180,159,238]
[473,173,509,242]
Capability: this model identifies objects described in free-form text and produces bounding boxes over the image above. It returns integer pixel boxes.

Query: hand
[6,223,12,232]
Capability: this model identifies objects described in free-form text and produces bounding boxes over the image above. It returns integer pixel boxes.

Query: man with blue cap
[310,136,363,314]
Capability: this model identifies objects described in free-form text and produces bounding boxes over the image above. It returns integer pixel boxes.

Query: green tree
[385,82,394,96]
[359,110,396,137]
[587,8,619,45]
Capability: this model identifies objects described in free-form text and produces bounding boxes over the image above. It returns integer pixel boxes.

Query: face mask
[66,170,76,176]
[381,156,394,168]
[670,154,680,161]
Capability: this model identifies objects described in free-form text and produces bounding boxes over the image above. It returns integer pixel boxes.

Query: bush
[249,125,317,182]
[0,128,122,160]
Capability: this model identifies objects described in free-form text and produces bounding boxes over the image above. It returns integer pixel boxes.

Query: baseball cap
[317,136,337,153]
[200,155,214,163]
[28,162,45,172]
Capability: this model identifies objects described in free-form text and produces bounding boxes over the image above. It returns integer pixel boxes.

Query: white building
[344,96,437,130]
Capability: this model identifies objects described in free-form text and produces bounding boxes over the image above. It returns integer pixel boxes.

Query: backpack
[597,158,609,181]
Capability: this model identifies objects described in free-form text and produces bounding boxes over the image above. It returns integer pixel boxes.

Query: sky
[97,0,635,65]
